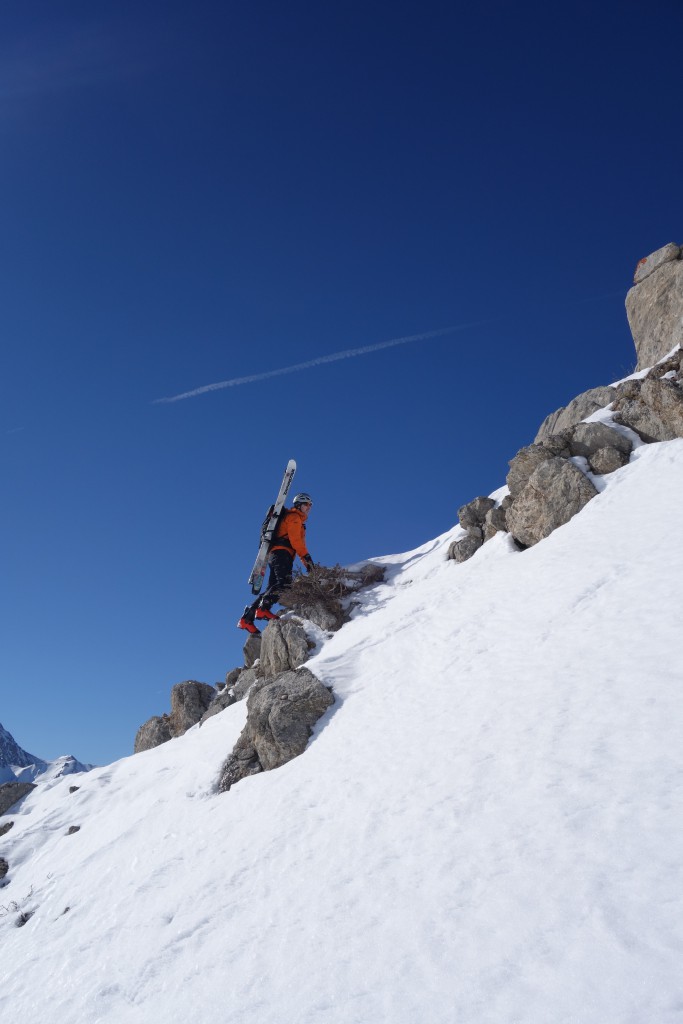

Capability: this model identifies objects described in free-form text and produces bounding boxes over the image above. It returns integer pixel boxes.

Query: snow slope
[1,441,682,1024]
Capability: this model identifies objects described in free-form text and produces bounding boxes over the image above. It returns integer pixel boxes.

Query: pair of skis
[247,459,297,595]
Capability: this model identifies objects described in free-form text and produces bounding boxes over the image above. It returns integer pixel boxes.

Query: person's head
[292,492,313,513]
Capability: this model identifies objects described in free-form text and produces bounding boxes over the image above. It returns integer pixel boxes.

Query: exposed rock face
[448,529,483,563]
[507,444,557,498]
[535,386,615,442]
[506,457,599,547]
[633,242,681,284]
[613,377,683,442]
[569,422,633,463]
[135,680,217,752]
[0,821,14,837]
[483,502,510,541]
[169,681,215,735]
[260,619,311,679]
[134,716,173,754]
[218,668,334,792]
[589,447,630,475]
[243,634,262,669]
[458,496,495,529]
[626,244,683,370]
[0,856,8,880]
[0,782,36,816]
[200,688,237,725]
[231,668,263,702]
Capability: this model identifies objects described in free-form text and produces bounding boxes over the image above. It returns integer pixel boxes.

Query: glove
[303,554,314,573]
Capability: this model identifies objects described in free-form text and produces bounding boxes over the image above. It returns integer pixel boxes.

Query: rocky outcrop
[169,681,215,735]
[0,782,36,816]
[260,619,312,679]
[218,668,334,792]
[134,680,216,753]
[448,497,495,562]
[613,376,683,442]
[626,243,683,370]
[278,564,385,632]
[535,386,616,442]
[200,688,236,724]
[505,457,599,547]
[134,716,173,754]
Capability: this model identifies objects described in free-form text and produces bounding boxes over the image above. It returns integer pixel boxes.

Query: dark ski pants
[244,549,294,621]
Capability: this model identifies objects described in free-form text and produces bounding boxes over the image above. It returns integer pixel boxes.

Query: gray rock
[200,688,237,724]
[646,350,683,380]
[633,242,681,285]
[458,496,496,529]
[448,528,483,563]
[626,253,683,370]
[613,377,683,442]
[225,667,242,689]
[218,667,334,792]
[589,446,630,475]
[483,505,508,541]
[0,857,8,880]
[538,432,574,458]
[0,821,14,837]
[66,825,81,836]
[169,681,216,736]
[0,782,36,816]
[231,667,264,702]
[535,386,616,441]
[260,619,311,679]
[568,421,633,460]
[243,634,262,669]
[507,444,556,498]
[134,716,173,754]
[506,457,598,547]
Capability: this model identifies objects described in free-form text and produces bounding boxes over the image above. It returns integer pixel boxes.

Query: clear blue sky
[2,0,681,765]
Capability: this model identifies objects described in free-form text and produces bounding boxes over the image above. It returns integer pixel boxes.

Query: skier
[237,492,315,634]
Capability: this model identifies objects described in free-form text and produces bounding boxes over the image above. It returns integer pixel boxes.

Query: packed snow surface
[2,441,682,1024]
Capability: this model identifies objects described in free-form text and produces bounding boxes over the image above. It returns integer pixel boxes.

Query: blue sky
[2,0,682,765]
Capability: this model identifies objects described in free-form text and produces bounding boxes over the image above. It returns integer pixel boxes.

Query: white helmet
[292,492,313,507]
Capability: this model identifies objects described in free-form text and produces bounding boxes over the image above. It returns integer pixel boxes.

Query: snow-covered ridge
[0,722,93,786]
[2,328,683,1021]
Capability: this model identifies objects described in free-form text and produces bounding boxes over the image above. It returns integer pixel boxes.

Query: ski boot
[237,617,260,635]
[255,608,279,621]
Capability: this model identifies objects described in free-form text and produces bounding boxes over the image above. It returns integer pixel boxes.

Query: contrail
[153,320,490,404]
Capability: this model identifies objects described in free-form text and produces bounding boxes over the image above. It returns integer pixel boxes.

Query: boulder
[506,457,598,547]
[507,444,556,498]
[260,619,311,679]
[483,505,508,541]
[169,681,216,736]
[0,782,36,816]
[448,528,483,563]
[134,716,173,754]
[224,667,243,689]
[613,377,683,442]
[626,246,683,369]
[218,667,334,792]
[568,422,632,461]
[457,496,495,529]
[535,386,616,441]
[0,821,14,837]
[0,857,8,880]
[538,432,574,458]
[589,446,630,475]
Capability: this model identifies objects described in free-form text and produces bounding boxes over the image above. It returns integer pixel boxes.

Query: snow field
[1,441,682,1023]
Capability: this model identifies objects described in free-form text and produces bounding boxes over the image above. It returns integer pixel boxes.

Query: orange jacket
[271,506,310,561]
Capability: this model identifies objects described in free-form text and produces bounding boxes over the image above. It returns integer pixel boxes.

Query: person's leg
[258,549,293,611]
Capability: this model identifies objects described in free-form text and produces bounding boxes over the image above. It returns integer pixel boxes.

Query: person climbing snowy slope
[237,493,315,634]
